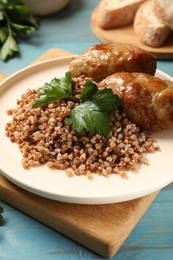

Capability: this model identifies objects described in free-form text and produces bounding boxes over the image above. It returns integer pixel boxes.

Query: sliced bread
[133,1,170,47]
[95,0,146,29]
[152,0,173,30]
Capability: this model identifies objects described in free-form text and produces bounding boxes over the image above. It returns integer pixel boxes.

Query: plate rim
[0,56,173,204]
[0,55,77,89]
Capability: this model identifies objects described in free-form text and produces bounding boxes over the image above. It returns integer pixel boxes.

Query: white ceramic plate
[0,56,173,204]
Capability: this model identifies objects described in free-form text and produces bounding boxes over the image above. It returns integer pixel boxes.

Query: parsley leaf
[0,33,18,60]
[0,0,39,61]
[90,87,122,113]
[65,100,112,136]
[34,71,74,108]
[34,72,122,136]
[65,80,122,136]
[80,80,98,103]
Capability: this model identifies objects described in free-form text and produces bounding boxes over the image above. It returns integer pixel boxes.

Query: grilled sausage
[99,72,173,130]
[69,43,156,82]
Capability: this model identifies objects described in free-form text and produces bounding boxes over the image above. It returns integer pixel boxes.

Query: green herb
[0,203,4,225]
[34,71,74,108]
[0,0,39,61]
[65,80,122,136]
[34,73,122,136]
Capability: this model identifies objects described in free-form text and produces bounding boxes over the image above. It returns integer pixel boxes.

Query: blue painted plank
[1,0,173,259]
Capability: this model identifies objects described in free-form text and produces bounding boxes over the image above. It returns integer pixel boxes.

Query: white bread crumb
[133,1,170,47]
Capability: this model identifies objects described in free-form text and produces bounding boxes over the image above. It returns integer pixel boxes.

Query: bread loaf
[133,1,170,47]
[152,0,173,30]
[95,0,146,29]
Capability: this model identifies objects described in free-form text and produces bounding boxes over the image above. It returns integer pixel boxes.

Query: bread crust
[133,1,170,47]
[153,0,173,30]
[95,0,145,29]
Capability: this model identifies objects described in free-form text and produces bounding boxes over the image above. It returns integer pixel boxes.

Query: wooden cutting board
[91,7,173,59]
[0,49,159,258]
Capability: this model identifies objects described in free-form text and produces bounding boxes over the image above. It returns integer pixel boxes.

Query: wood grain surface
[91,7,173,59]
[0,48,159,258]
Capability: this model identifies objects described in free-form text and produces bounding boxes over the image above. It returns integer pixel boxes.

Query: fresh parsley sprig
[65,80,122,136]
[0,0,39,61]
[34,72,122,136]
[0,203,4,225]
[34,72,74,108]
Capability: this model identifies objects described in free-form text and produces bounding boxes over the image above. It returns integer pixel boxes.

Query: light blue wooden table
[1,1,173,259]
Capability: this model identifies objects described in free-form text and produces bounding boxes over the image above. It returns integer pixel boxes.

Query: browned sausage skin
[69,43,156,82]
[99,72,173,130]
